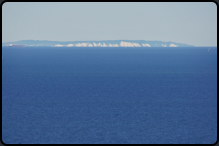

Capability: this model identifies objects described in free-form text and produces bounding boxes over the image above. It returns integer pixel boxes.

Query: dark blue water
[2,47,217,144]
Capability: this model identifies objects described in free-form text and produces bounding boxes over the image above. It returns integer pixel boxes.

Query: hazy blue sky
[2,2,217,46]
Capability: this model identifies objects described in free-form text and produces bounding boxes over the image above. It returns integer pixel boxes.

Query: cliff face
[2,40,195,47]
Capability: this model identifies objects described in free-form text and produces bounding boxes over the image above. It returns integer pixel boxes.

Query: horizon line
[2,39,216,47]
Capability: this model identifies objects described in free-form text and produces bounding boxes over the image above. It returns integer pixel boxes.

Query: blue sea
[2,47,217,144]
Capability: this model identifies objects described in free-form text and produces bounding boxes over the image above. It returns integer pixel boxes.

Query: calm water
[2,47,217,144]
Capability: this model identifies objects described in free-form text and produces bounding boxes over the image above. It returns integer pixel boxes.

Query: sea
[2,47,217,144]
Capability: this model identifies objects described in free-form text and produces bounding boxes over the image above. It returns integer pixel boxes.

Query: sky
[2,2,217,46]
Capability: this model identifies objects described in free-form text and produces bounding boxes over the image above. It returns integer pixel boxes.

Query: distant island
[2,40,195,47]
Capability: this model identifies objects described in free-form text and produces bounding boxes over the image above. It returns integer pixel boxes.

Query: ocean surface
[2,47,217,144]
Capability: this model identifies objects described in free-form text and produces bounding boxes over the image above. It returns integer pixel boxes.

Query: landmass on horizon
[2,40,196,47]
